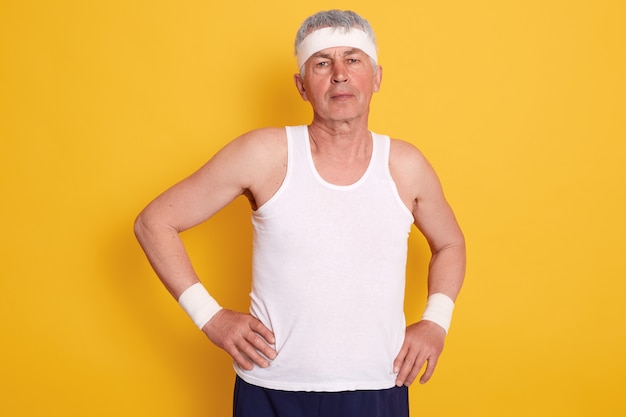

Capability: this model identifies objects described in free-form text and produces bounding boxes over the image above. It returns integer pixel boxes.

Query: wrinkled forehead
[296,27,378,69]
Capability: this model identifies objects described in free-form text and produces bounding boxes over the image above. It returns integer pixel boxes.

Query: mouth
[330,92,354,100]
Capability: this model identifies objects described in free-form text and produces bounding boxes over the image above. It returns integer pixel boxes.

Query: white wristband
[421,293,455,334]
[178,283,222,330]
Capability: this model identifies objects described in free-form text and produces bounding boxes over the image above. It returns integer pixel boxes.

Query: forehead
[310,46,368,59]
[296,27,378,69]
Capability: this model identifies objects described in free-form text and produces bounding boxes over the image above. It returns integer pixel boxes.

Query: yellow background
[1,0,625,415]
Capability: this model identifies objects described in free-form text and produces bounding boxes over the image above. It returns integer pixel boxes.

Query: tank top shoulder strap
[369,132,391,177]
[285,125,308,152]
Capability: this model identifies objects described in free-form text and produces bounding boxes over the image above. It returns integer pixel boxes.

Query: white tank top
[235,125,414,391]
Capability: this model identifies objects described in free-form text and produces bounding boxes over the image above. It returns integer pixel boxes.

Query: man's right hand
[202,309,277,370]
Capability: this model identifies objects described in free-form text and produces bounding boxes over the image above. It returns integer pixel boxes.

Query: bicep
[139,138,254,233]
[411,156,464,254]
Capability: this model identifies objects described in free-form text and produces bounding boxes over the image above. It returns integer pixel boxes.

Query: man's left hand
[393,320,446,386]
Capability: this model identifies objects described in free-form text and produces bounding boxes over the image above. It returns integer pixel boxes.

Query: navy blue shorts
[233,376,409,417]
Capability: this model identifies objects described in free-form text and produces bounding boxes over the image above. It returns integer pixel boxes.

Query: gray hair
[294,10,378,75]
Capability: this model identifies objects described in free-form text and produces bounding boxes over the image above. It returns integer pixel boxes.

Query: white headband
[296,27,378,69]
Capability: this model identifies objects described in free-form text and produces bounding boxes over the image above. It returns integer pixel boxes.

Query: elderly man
[135,9,465,417]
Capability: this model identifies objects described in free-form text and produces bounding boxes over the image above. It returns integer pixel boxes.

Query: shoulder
[388,138,431,178]
[196,127,287,187]
[388,138,442,208]
[213,127,287,170]
[228,127,287,153]
[221,128,288,207]
[241,126,287,142]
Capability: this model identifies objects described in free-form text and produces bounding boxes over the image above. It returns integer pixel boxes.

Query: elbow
[452,227,466,254]
[457,233,466,253]
[134,207,159,245]
[432,230,466,257]
[133,211,149,244]
[133,206,179,246]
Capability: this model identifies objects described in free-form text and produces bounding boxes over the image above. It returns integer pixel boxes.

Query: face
[294,46,382,124]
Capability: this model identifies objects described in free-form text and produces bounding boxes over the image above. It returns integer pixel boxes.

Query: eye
[316,61,330,67]
[346,57,363,66]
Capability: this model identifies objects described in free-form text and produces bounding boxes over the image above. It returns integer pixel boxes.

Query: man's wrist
[421,293,455,334]
[178,283,222,330]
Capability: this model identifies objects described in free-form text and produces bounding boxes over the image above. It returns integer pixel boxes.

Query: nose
[332,62,348,83]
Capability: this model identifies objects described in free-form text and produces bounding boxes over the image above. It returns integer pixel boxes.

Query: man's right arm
[134,128,285,369]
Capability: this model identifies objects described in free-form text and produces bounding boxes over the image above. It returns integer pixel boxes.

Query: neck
[308,119,372,162]
[309,110,370,138]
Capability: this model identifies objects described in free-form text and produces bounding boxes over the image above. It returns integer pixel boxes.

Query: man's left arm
[392,148,466,387]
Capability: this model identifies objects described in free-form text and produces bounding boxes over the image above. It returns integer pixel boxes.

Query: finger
[393,344,409,375]
[245,319,277,360]
[247,331,277,360]
[233,341,269,369]
[419,355,439,384]
[395,350,418,387]
[224,342,255,371]
[250,320,276,345]
[403,354,427,386]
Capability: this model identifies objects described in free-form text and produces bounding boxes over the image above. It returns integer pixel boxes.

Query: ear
[373,65,383,93]
[294,73,308,101]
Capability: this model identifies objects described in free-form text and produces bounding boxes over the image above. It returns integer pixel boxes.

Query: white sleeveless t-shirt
[235,125,414,392]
